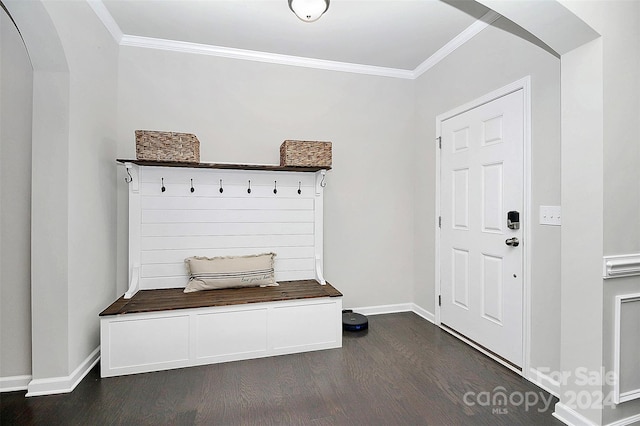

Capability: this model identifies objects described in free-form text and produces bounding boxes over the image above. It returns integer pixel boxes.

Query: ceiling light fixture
[288,0,329,23]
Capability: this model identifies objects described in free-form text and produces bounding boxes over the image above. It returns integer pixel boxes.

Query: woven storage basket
[135,130,200,163]
[280,140,332,168]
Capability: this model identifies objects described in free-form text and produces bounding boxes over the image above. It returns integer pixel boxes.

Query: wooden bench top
[100,280,342,316]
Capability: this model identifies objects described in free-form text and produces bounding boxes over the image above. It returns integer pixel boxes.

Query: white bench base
[100,296,343,378]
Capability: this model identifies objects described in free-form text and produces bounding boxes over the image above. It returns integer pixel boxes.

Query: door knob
[505,237,520,247]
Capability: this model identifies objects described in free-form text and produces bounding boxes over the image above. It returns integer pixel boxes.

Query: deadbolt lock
[507,211,520,230]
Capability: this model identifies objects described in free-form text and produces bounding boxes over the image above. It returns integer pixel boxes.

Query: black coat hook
[297,181,302,195]
[190,179,195,193]
[161,178,166,192]
[247,180,251,194]
[219,179,224,193]
[273,181,278,194]
[125,168,133,183]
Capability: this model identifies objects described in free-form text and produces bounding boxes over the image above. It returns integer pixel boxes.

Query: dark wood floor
[1,312,562,425]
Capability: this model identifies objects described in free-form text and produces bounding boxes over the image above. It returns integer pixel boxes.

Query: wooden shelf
[117,159,331,172]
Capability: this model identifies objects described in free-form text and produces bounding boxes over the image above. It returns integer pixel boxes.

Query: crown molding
[87,0,123,43]
[90,0,498,80]
[120,35,415,79]
[413,10,500,78]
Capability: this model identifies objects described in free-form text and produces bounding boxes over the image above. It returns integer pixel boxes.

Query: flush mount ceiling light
[288,0,330,23]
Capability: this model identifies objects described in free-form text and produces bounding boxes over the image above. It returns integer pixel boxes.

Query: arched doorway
[0,4,33,391]
[1,0,72,392]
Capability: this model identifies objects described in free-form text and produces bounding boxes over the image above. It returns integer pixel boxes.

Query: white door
[439,89,524,367]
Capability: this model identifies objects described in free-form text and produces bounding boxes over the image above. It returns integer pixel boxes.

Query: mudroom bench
[100,280,342,378]
[100,160,342,378]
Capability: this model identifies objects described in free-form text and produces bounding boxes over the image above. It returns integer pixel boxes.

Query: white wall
[561,1,640,424]
[5,0,72,383]
[598,2,640,257]
[115,47,417,309]
[560,36,604,425]
[42,0,119,375]
[0,9,33,380]
[1,0,119,389]
[413,18,561,374]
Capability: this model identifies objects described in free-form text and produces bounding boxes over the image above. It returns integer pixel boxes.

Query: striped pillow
[183,253,277,293]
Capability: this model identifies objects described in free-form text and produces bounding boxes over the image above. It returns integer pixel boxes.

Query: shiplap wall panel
[140,235,314,250]
[142,209,315,224]
[128,165,323,292]
[142,196,314,211]
[141,184,312,198]
[141,258,315,279]
[141,222,314,237]
[140,246,316,264]
[139,270,313,290]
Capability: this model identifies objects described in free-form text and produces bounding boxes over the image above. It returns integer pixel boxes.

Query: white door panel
[440,89,524,367]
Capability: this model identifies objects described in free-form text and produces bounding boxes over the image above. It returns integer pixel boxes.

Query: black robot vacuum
[342,309,368,331]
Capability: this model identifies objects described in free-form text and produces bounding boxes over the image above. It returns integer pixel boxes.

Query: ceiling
[98,0,494,72]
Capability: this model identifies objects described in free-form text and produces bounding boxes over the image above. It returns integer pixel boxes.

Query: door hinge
[437,136,442,149]
[438,295,442,306]
[438,216,441,228]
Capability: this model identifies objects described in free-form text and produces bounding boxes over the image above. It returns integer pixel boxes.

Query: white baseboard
[528,367,560,397]
[26,347,100,397]
[347,303,435,323]
[553,402,599,426]
[605,412,640,426]
[554,401,640,426]
[411,304,435,324]
[348,303,413,316]
[0,374,32,393]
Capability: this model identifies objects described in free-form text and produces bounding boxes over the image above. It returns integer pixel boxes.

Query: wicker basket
[280,140,332,168]
[135,130,200,163]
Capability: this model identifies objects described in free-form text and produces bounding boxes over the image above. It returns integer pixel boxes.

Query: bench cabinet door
[269,300,341,353]
[195,308,268,361]
[102,313,190,376]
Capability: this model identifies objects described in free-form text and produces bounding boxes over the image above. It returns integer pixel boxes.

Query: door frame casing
[434,76,532,377]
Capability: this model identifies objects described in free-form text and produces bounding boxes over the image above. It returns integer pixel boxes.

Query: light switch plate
[540,205,561,226]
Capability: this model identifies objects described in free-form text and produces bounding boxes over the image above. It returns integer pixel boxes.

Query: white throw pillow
[184,253,276,293]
